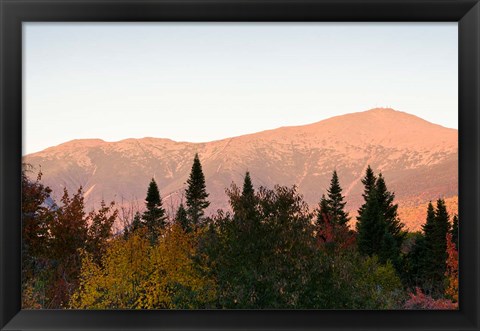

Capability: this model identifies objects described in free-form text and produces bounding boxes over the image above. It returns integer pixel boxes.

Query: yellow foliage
[136,225,216,309]
[70,225,216,309]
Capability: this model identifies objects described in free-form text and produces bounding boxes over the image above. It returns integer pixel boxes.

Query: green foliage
[428,199,451,295]
[325,252,404,309]
[451,214,458,249]
[420,202,437,290]
[357,186,385,256]
[131,212,143,234]
[376,174,405,253]
[356,165,376,218]
[175,203,190,233]
[201,184,326,308]
[356,169,405,268]
[323,170,350,226]
[402,233,426,287]
[185,153,210,228]
[404,200,454,297]
[316,194,329,226]
[142,178,167,244]
[23,161,458,310]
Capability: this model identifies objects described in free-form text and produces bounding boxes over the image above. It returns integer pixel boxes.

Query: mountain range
[24,108,458,231]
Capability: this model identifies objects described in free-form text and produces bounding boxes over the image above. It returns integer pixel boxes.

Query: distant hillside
[24,108,458,231]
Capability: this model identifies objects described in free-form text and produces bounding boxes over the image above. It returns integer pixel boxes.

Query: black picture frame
[1,0,479,330]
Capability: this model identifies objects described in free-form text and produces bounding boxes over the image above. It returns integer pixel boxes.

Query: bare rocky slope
[24,108,458,231]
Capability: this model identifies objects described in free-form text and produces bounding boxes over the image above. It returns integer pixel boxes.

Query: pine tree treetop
[242,171,255,199]
[145,178,162,208]
[185,154,210,227]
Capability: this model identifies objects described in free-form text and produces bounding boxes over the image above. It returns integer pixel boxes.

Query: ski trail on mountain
[344,156,374,198]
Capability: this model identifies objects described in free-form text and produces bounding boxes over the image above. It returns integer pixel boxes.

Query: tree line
[22,155,458,309]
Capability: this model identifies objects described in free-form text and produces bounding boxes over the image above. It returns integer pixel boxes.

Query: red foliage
[404,287,457,309]
[316,213,356,252]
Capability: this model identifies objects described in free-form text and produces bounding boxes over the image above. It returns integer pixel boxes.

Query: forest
[22,154,458,309]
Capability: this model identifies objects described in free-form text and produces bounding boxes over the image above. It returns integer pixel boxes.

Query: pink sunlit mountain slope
[24,108,458,231]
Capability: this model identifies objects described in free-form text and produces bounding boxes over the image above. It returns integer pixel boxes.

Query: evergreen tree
[379,232,399,267]
[142,178,167,244]
[422,202,436,240]
[419,199,452,296]
[175,203,190,233]
[356,170,405,266]
[356,187,385,256]
[356,166,381,256]
[430,198,451,294]
[226,171,258,231]
[242,171,255,201]
[185,153,210,228]
[131,212,143,232]
[316,194,330,226]
[451,214,458,249]
[323,170,350,226]
[357,165,377,218]
[123,211,142,239]
[403,232,427,289]
[239,171,256,221]
[375,174,405,264]
[420,202,436,286]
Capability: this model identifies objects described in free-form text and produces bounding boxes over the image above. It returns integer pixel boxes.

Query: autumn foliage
[445,233,458,303]
[404,287,457,309]
[22,161,459,309]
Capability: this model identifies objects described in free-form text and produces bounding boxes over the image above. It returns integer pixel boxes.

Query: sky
[23,22,458,155]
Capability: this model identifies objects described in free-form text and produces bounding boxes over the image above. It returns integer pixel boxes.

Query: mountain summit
[24,108,457,230]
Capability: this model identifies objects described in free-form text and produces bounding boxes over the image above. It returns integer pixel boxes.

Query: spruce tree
[185,153,210,227]
[422,202,436,240]
[379,232,399,267]
[131,211,143,232]
[142,178,167,244]
[356,169,405,265]
[451,214,458,249]
[324,170,350,226]
[124,211,142,239]
[240,171,256,221]
[405,233,427,289]
[421,202,436,283]
[357,165,377,219]
[316,194,330,226]
[356,166,380,256]
[175,203,190,233]
[431,198,451,294]
[375,174,405,263]
[420,199,452,295]
[242,171,254,200]
[356,187,385,256]
[433,199,451,261]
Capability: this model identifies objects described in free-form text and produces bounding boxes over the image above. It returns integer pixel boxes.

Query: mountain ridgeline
[24,108,458,230]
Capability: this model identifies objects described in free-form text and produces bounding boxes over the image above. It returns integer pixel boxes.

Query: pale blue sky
[23,23,458,155]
